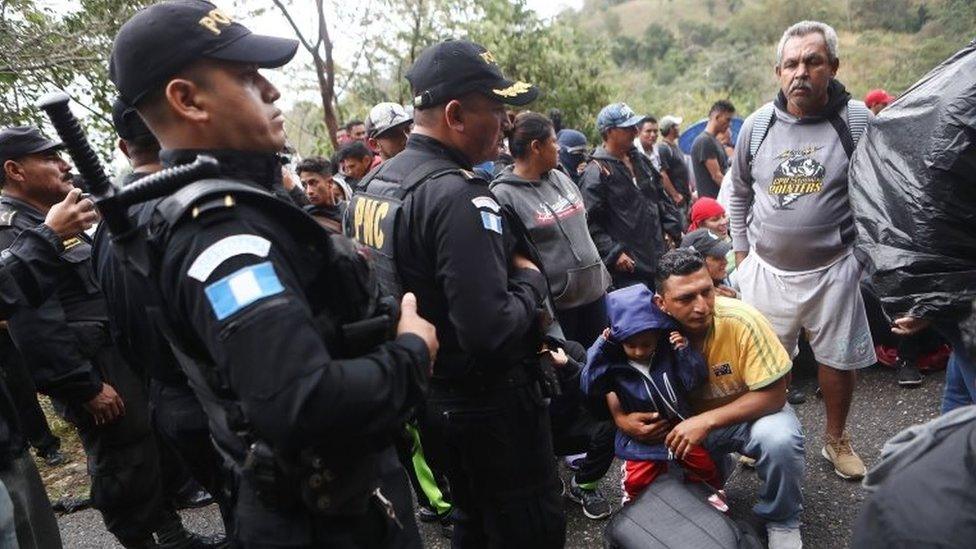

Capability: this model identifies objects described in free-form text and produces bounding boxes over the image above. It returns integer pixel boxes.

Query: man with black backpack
[728,20,875,485]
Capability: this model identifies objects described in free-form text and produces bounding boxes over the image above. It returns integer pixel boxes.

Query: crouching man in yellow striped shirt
[609,249,804,549]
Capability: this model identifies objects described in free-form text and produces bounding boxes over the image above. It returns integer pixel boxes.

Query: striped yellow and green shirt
[690,296,791,413]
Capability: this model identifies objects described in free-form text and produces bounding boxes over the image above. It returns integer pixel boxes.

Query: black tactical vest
[349,158,467,300]
[121,178,396,515]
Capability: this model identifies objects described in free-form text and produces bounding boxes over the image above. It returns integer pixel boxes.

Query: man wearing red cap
[864,89,895,115]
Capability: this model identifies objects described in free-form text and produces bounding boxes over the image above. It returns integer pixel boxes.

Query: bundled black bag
[603,475,763,549]
[849,39,976,324]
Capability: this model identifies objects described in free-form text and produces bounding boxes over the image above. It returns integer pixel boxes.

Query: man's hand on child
[669,331,688,350]
[665,414,715,460]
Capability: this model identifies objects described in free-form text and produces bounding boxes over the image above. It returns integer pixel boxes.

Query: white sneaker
[767,524,802,549]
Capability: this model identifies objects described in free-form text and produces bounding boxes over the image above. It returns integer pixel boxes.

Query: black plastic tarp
[850,39,976,324]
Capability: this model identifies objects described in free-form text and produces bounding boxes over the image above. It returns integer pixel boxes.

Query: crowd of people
[0,1,972,548]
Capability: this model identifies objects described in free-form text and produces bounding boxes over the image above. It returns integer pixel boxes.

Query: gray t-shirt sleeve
[692,135,720,163]
[656,143,672,171]
[729,116,757,253]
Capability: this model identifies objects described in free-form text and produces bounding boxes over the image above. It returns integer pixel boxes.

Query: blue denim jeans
[0,479,15,549]
[703,405,805,528]
[941,349,976,413]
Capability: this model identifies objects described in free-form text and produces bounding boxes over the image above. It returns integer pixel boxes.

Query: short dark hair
[641,117,658,127]
[509,112,554,159]
[547,108,563,134]
[709,100,736,117]
[336,141,373,163]
[295,156,332,177]
[345,119,365,132]
[655,248,706,291]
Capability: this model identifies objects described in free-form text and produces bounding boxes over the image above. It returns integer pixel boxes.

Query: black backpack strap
[747,102,777,168]
[828,114,856,159]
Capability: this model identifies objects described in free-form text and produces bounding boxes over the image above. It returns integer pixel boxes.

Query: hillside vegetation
[564,0,973,126]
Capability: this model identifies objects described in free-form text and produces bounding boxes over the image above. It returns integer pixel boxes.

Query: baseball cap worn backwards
[110,0,298,106]
[366,103,412,139]
[406,40,539,109]
[680,228,732,259]
[597,103,648,132]
[0,126,62,165]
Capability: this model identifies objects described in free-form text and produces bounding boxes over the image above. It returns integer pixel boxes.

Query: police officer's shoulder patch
[204,261,284,321]
[187,234,271,282]
[471,196,500,213]
[480,211,503,235]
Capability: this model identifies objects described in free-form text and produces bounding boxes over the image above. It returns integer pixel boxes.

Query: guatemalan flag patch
[204,261,285,320]
[480,211,503,235]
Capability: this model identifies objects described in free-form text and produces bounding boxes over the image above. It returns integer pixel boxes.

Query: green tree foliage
[0,0,153,157]
[465,0,612,139]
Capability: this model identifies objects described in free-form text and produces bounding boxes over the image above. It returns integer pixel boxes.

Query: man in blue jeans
[609,250,805,549]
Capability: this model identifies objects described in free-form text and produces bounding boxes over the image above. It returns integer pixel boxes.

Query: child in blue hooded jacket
[581,283,723,505]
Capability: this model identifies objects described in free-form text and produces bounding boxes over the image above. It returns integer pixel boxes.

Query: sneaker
[563,453,586,471]
[896,359,923,387]
[706,490,729,513]
[567,478,611,520]
[787,387,807,405]
[767,524,802,549]
[821,433,866,480]
[37,448,65,467]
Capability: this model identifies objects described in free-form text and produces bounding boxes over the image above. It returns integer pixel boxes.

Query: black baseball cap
[0,126,62,165]
[680,228,732,259]
[406,39,538,109]
[110,0,298,106]
[111,98,153,142]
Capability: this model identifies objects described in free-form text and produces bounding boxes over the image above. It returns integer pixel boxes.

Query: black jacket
[151,149,429,454]
[0,197,103,405]
[362,134,549,380]
[579,146,682,286]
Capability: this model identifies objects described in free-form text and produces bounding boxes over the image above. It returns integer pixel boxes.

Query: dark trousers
[56,345,175,546]
[0,335,59,455]
[609,271,655,294]
[555,295,608,350]
[0,450,62,548]
[549,403,615,486]
[861,285,943,362]
[421,377,566,548]
[149,379,232,530]
[234,449,421,548]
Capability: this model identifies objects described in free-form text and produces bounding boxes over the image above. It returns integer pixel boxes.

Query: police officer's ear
[162,76,211,124]
[444,99,465,132]
[117,139,131,160]
[1,159,25,185]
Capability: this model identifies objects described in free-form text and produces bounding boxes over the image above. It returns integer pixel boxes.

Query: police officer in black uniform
[0,125,208,548]
[108,1,438,547]
[351,40,567,547]
[92,100,228,528]
[0,144,98,548]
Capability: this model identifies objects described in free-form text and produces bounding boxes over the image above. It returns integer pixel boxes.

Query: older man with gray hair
[729,19,875,491]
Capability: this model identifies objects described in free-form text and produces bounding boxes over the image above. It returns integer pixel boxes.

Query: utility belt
[240,440,394,517]
[429,352,560,398]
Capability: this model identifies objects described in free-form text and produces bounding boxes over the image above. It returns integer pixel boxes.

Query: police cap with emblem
[110,0,299,106]
[406,39,538,109]
[0,126,63,165]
